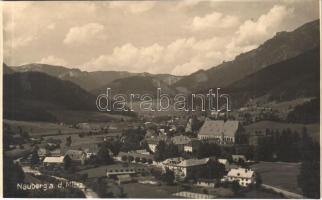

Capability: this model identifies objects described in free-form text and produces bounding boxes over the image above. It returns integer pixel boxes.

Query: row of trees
[153,139,235,162]
[121,155,153,164]
[249,128,315,162]
[297,132,320,198]
[287,98,319,124]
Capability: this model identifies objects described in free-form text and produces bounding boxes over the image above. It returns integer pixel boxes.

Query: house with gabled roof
[64,149,87,165]
[43,156,65,166]
[225,168,255,187]
[162,157,209,179]
[171,135,192,152]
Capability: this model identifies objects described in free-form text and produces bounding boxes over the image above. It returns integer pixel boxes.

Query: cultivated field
[49,110,134,123]
[4,120,83,137]
[250,162,302,195]
[118,182,180,198]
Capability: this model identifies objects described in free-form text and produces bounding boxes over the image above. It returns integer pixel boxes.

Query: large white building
[224,168,255,187]
[162,157,209,179]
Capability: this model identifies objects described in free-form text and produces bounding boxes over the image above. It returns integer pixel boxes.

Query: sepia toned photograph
[2,0,320,198]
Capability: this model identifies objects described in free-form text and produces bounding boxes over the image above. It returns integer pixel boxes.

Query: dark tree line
[251,128,312,162]
[297,131,320,198]
[193,141,221,159]
[287,98,319,124]
[154,141,180,162]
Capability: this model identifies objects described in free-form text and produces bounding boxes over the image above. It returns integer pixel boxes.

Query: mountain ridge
[10,63,182,92]
[173,19,320,93]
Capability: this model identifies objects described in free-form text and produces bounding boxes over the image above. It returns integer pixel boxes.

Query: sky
[3,0,319,75]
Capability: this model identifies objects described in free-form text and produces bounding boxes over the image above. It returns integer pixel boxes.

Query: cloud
[5,35,37,49]
[108,1,155,14]
[38,55,68,66]
[84,36,233,75]
[191,11,239,31]
[84,43,165,72]
[63,23,107,46]
[233,5,294,47]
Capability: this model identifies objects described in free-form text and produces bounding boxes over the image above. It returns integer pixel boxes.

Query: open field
[243,189,285,199]
[4,120,84,137]
[49,110,134,124]
[77,163,147,179]
[250,162,302,195]
[5,143,33,159]
[263,97,313,119]
[118,182,180,198]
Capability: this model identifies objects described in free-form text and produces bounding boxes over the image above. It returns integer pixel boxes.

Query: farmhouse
[225,168,255,187]
[146,136,168,152]
[171,135,191,152]
[37,148,50,158]
[64,149,87,165]
[162,157,209,179]
[183,139,201,153]
[198,120,244,144]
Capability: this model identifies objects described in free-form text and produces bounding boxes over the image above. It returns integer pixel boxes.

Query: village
[4,105,317,198]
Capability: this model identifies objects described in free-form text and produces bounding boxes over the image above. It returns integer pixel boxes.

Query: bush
[141,157,147,163]
[128,156,134,162]
[121,155,127,162]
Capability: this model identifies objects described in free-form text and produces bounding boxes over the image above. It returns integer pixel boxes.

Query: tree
[92,177,113,197]
[128,156,134,162]
[141,157,147,163]
[166,143,180,158]
[135,157,140,163]
[211,160,226,179]
[118,186,127,198]
[63,155,72,170]
[194,141,221,158]
[105,140,122,156]
[121,155,127,162]
[154,141,167,162]
[203,189,208,194]
[230,181,240,196]
[30,149,40,165]
[255,172,262,189]
[66,136,72,147]
[3,156,28,197]
[96,146,113,165]
[154,141,180,162]
[160,168,175,185]
[297,139,320,198]
[298,160,320,198]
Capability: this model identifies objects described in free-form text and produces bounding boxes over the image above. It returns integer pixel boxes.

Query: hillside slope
[93,75,178,97]
[174,19,319,92]
[4,72,96,121]
[226,47,320,107]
